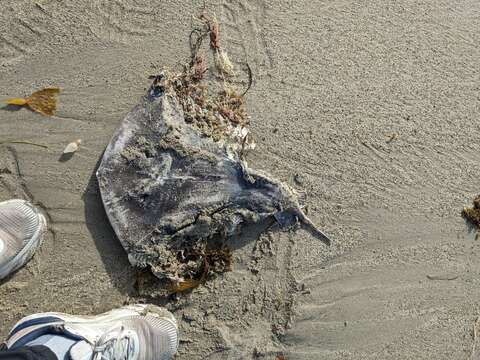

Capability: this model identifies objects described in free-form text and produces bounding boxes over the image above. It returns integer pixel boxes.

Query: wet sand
[1,0,480,358]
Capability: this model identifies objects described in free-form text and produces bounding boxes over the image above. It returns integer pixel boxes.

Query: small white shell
[63,139,82,154]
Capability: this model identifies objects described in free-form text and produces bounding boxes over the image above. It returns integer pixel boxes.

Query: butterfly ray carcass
[97,80,330,284]
[97,15,330,285]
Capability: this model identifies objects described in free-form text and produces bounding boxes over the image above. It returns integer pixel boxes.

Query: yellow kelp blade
[6,98,27,106]
[5,88,60,116]
[168,278,202,293]
[25,87,60,116]
[26,87,60,116]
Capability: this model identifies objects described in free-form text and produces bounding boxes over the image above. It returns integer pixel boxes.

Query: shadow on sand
[58,152,75,163]
[0,104,23,112]
[82,155,136,296]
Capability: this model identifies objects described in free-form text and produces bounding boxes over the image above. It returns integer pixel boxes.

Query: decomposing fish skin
[97,81,330,283]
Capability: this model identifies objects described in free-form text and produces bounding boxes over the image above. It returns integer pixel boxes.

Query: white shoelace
[92,326,139,360]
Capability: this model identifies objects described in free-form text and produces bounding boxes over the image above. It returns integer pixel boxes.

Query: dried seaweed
[167,247,232,293]
[0,140,48,149]
[462,195,480,229]
[135,247,232,294]
[149,11,252,147]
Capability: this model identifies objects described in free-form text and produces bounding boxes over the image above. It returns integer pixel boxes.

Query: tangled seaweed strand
[156,11,251,147]
[168,248,233,293]
[462,195,480,229]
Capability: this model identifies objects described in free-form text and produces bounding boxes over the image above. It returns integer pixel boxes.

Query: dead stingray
[97,13,330,284]
[97,78,330,283]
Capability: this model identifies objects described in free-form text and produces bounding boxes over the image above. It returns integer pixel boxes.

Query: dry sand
[1,0,480,358]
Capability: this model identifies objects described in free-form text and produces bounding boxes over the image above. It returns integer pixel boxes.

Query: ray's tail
[295,208,332,246]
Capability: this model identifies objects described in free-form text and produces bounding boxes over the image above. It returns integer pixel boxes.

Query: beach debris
[0,140,48,149]
[6,87,60,116]
[137,247,233,294]
[386,133,397,144]
[199,12,234,77]
[34,2,47,13]
[426,274,458,281]
[462,195,480,229]
[201,13,220,50]
[63,139,82,154]
[215,49,235,77]
[96,12,331,287]
[293,173,305,186]
[471,316,480,359]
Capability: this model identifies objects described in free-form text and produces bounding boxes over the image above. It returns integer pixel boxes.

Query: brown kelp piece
[199,12,220,50]
[168,248,232,293]
[462,195,480,228]
[6,87,60,116]
[198,12,234,76]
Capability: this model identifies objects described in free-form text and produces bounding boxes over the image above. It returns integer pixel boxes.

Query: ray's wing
[97,92,245,253]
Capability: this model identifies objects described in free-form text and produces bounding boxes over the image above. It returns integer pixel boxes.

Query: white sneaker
[5,304,179,360]
[0,199,46,279]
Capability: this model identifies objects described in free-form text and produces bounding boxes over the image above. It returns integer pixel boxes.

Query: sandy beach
[1,0,480,358]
